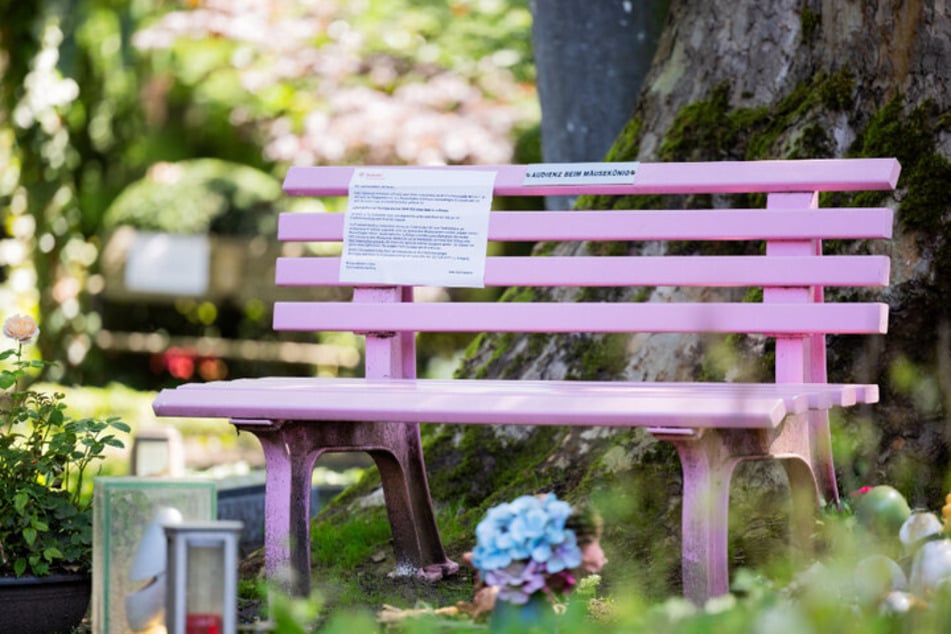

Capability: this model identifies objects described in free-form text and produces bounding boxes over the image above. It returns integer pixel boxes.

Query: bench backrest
[275,159,899,384]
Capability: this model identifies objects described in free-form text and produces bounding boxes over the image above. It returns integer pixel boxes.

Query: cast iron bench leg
[247,423,322,597]
[781,456,822,560]
[243,419,457,596]
[370,421,458,580]
[667,430,740,605]
[809,410,840,507]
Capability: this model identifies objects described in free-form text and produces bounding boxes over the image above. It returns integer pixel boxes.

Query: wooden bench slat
[156,378,872,428]
[282,158,900,197]
[276,255,891,288]
[278,208,895,242]
[273,301,888,335]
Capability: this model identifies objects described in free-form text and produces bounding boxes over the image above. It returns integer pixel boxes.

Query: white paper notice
[340,168,497,287]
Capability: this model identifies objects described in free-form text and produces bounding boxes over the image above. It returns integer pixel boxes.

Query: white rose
[3,314,39,343]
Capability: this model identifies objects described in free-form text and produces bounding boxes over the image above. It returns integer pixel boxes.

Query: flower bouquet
[470,493,604,630]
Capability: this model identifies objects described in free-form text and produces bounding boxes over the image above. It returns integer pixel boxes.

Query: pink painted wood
[282,158,900,197]
[278,208,895,242]
[152,158,900,605]
[272,301,889,335]
[276,255,891,288]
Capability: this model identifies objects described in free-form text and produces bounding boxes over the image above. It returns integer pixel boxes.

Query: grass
[237,486,951,633]
[311,507,394,570]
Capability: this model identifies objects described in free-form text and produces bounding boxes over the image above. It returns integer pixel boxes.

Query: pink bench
[153,158,899,604]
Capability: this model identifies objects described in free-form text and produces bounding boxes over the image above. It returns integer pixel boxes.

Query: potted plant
[0,314,130,633]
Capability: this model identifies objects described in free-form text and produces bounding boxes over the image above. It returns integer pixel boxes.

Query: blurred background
[1,0,540,382]
[0,0,542,470]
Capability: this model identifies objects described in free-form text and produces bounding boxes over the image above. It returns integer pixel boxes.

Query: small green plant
[0,314,130,577]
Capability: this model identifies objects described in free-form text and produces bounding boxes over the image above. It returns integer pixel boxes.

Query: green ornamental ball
[853,485,912,537]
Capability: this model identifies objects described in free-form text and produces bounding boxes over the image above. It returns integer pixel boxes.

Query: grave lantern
[92,477,217,634]
[164,521,243,634]
[131,426,186,477]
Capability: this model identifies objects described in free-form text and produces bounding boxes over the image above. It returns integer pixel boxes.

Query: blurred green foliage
[0,0,537,386]
[102,158,282,235]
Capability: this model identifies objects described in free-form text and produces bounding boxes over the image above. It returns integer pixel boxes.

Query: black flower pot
[0,573,91,634]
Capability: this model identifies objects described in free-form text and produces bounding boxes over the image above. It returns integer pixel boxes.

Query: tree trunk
[530,0,668,211]
[424,0,951,597]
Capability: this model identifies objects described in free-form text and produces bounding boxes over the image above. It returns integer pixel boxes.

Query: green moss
[456,331,515,379]
[851,98,935,170]
[460,332,487,359]
[565,333,629,380]
[937,110,951,131]
[631,287,652,303]
[423,424,564,510]
[658,71,854,165]
[497,286,535,303]
[818,68,855,111]
[850,97,951,236]
[527,332,548,357]
[796,123,833,157]
[311,506,392,569]
[603,116,642,163]
[659,82,736,161]
[899,153,951,233]
[801,6,821,43]
[585,240,631,256]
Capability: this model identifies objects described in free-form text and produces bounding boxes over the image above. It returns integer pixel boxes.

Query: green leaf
[23,526,37,546]
[0,348,16,360]
[30,517,48,531]
[44,547,63,562]
[13,492,28,513]
[0,370,16,389]
[14,558,26,577]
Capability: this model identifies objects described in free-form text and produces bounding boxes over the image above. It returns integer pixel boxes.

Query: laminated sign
[340,168,496,288]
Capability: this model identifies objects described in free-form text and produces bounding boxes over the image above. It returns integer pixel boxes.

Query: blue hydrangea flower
[485,560,548,604]
[471,493,585,600]
[546,530,582,573]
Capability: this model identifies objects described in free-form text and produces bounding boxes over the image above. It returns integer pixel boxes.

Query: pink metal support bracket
[235,419,458,596]
[653,409,824,604]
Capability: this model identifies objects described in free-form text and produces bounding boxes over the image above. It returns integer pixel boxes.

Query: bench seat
[155,379,878,429]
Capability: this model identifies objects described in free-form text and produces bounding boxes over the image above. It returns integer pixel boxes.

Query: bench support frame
[244,406,833,603]
[237,418,458,597]
[654,408,828,602]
